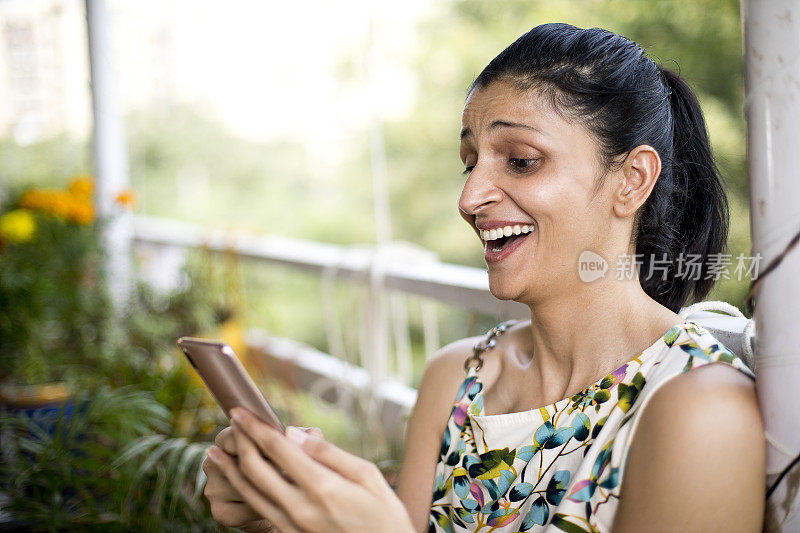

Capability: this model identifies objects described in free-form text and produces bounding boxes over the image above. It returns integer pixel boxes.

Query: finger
[204,457,245,502]
[207,446,305,533]
[233,408,382,494]
[230,408,326,489]
[208,500,262,528]
[289,429,385,490]
[203,447,226,478]
[215,427,238,455]
[232,423,309,514]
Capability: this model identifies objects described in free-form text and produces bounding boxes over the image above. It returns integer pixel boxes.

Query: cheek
[539,172,599,226]
[529,189,596,258]
[509,181,569,231]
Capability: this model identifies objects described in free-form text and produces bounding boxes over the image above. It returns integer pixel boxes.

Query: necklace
[463,320,521,371]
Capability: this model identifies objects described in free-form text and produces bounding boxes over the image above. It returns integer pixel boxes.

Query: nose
[458,164,504,220]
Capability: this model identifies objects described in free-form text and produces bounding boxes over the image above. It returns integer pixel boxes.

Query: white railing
[132,216,528,318]
[132,215,755,440]
[132,215,527,439]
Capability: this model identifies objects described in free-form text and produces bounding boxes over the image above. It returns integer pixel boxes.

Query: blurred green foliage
[0,239,236,530]
[0,388,169,529]
[0,184,108,384]
[0,134,90,190]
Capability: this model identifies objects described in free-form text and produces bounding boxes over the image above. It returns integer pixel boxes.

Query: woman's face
[458,80,621,304]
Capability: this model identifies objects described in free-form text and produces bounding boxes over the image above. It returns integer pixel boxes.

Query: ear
[613,145,662,218]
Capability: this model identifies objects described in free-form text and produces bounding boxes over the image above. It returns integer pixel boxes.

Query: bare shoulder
[395,335,481,532]
[613,362,765,532]
[403,336,479,435]
[420,335,480,391]
[645,362,760,427]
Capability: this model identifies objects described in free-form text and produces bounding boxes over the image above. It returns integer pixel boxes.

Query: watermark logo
[577,250,762,282]
[578,250,608,282]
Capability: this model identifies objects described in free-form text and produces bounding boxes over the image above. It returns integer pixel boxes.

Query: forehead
[461,80,558,132]
[460,79,606,170]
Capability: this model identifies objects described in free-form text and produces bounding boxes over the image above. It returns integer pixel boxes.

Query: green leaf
[680,343,711,361]
[570,412,591,441]
[112,435,166,468]
[664,325,681,346]
[552,513,593,533]
[468,447,517,480]
[546,470,571,505]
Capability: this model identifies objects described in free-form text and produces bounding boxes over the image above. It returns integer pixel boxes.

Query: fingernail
[207,446,221,463]
[286,426,308,445]
[230,408,244,424]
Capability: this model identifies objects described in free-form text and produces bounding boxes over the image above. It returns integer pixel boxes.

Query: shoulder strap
[679,321,756,380]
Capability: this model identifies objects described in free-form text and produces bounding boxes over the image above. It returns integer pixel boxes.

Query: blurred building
[0,0,91,144]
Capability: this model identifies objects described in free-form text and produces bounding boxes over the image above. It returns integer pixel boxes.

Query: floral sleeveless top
[429,320,755,532]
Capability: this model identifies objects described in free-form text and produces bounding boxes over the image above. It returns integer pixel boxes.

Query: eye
[462,165,475,176]
[508,158,537,172]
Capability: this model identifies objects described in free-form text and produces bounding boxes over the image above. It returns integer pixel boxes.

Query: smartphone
[177,337,285,432]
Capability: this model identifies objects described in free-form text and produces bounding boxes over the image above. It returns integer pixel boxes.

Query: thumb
[301,426,324,439]
[287,426,324,439]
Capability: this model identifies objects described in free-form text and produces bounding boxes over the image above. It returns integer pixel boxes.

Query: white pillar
[742,1,800,529]
[85,0,133,308]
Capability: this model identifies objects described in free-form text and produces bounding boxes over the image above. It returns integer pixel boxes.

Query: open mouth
[480,224,534,253]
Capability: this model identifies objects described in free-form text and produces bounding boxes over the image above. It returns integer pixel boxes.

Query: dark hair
[471,23,729,313]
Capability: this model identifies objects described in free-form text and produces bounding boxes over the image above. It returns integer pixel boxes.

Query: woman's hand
[203,425,322,533]
[206,407,415,533]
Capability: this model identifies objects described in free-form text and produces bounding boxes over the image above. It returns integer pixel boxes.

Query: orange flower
[66,198,95,225]
[19,180,96,225]
[68,175,94,198]
[114,189,137,210]
[19,189,46,211]
[48,191,72,220]
[20,189,70,220]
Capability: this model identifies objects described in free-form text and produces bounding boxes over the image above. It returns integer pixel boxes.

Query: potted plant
[0,385,174,529]
[0,178,227,529]
[0,176,108,409]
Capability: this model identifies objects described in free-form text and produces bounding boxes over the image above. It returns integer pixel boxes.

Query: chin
[487,275,526,302]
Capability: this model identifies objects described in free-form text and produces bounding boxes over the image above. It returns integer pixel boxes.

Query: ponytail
[636,67,729,312]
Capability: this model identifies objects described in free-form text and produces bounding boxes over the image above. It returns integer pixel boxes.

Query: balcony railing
[131,215,754,440]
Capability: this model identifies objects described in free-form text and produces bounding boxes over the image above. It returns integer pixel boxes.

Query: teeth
[481,224,534,241]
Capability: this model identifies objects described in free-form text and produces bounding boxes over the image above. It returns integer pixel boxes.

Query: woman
[202,23,765,532]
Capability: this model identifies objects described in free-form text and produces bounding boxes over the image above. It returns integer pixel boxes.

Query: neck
[520,276,683,400]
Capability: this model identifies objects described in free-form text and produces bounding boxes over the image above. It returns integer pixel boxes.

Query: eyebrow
[460,120,543,140]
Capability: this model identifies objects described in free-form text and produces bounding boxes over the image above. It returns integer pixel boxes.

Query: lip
[475,220,535,231]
